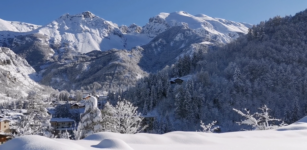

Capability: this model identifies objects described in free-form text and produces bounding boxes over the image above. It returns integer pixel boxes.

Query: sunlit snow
[2,116,307,150]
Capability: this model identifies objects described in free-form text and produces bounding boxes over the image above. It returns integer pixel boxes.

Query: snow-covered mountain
[32,11,151,53]
[142,11,251,43]
[0,18,41,32]
[0,11,251,90]
[1,11,250,54]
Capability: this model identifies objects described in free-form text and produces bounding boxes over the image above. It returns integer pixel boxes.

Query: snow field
[2,116,307,150]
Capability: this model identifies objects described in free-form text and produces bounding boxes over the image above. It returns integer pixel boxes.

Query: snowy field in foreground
[2,117,307,150]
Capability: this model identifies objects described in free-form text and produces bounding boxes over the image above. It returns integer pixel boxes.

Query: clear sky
[0,0,306,26]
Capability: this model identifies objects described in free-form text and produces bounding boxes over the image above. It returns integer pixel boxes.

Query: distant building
[70,103,85,109]
[50,118,76,136]
[170,75,193,85]
[170,78,184,84]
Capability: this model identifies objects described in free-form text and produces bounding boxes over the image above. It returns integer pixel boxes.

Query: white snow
[144,11,251,44]
[1,11,249,55]
[31,12,151,53]
[93,138,133,150]
[2,116,307,149]
[0,47,44,102]
[0,18,41,32]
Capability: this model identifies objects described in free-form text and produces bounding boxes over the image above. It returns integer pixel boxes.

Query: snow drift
[2,116,307,150]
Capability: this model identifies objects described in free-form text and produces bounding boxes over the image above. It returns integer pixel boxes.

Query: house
[170,75,193,85]
[170,78,184,84]
[0,118,11,145]
[70,103,85,109]
[0,118,10,134]
[50,118,76,136]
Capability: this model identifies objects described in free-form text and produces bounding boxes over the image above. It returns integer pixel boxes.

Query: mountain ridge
[0,11,250,90]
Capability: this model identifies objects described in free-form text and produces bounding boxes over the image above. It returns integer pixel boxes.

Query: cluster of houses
[47,94,108,137]
[0,90,164,144]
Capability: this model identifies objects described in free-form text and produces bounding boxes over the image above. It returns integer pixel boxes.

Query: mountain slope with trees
[122,9,307,132]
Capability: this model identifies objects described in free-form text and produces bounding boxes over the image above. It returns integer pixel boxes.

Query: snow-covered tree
[233,105,286,130]
[79,95,103,138]
[59,130,71,139]
[200,121,219,133]
[100,101,117,132]
[73,124,83,140]
[101,100,146,134]
[113,100,146,134]
[12,96,52,137]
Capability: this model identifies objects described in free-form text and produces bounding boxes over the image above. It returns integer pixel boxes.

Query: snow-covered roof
[50,118,75,122]
[170,75,193,82]
[71,102,85,107]
[0,118,10,122]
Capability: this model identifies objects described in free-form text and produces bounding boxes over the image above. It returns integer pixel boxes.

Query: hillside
[122,9,307,132]
[0,47,53,102]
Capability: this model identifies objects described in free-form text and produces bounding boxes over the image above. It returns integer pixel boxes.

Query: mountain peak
[82,11,95,18]
[59,11,97,20]
[176,11,191,16]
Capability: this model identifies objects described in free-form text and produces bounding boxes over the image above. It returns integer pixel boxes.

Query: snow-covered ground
[2,116,307,150]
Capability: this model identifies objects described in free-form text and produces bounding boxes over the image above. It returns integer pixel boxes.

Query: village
[0,91,157,144]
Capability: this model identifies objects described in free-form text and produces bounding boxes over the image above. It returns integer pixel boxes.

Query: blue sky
[0,0,306,26]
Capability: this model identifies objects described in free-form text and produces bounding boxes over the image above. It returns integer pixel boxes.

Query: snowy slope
[0,19,41,45]
[0,47,45,102]
[0,18,41,32]
[39,48,147,90]
[2,116,307,150]
[143,11,250,43]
